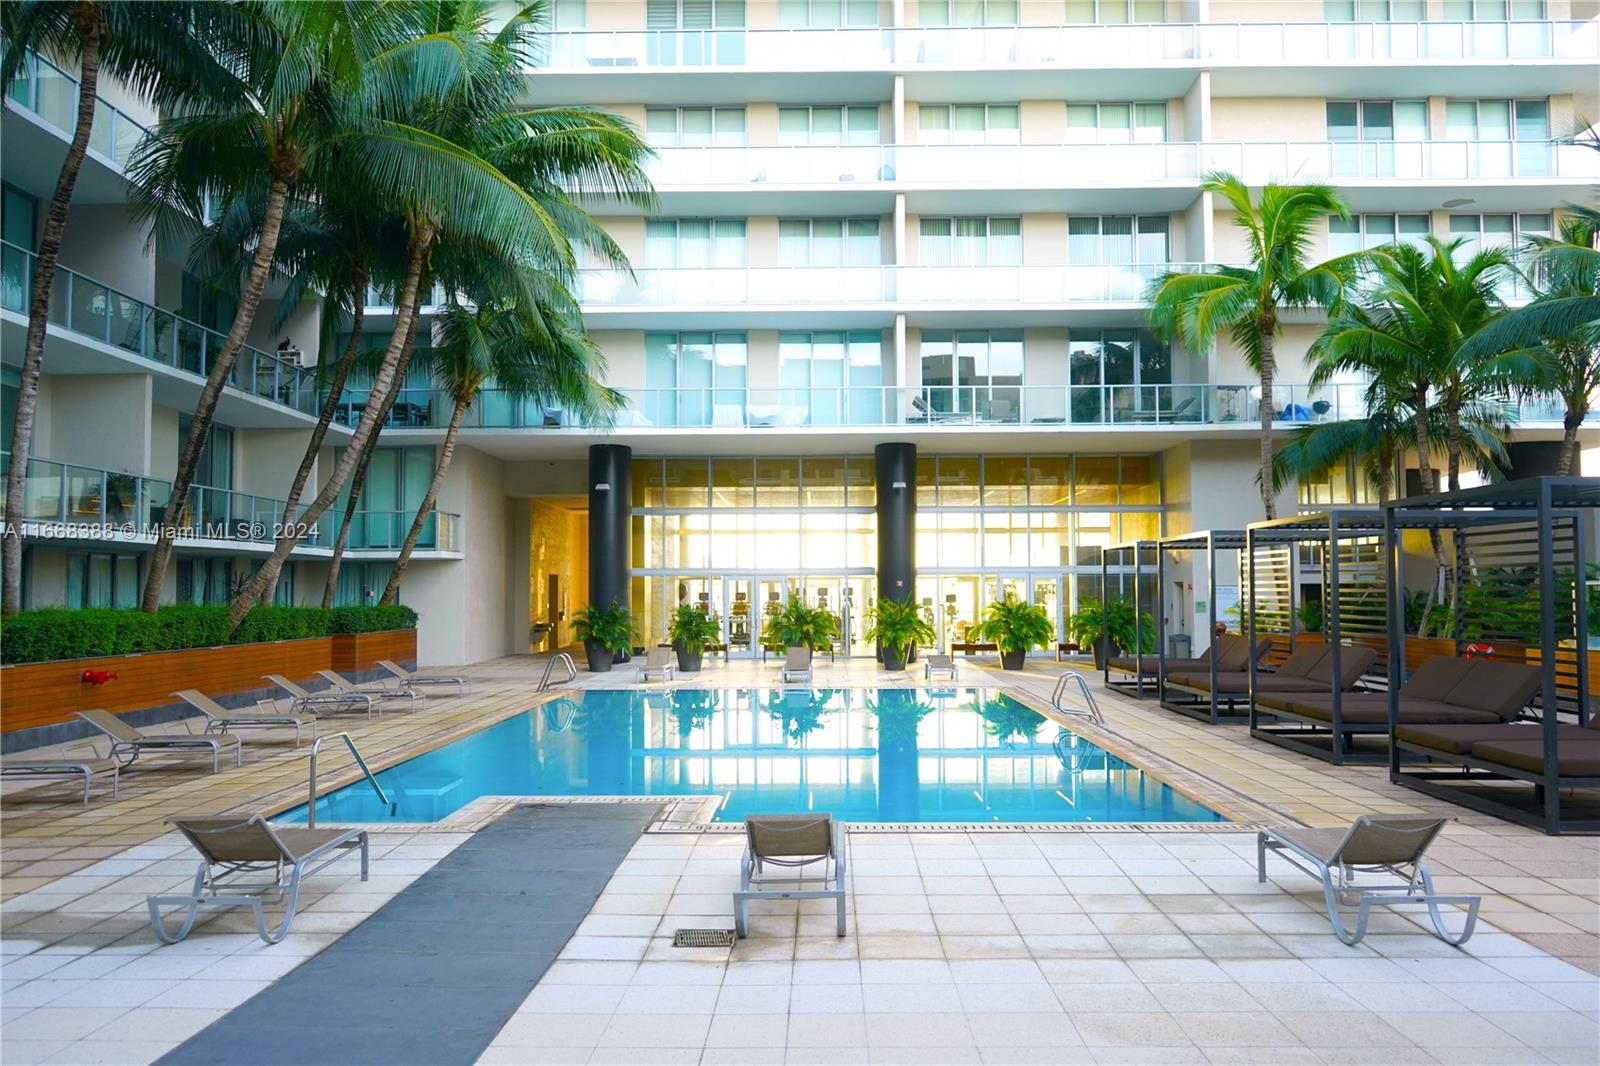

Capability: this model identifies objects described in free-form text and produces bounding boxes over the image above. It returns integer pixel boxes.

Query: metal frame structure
[1385,477,1599,835]
[1100,540,1160,698]
[1244,508,1388,765]
[1155,529,1249,724]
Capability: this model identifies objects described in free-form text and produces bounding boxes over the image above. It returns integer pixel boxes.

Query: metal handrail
[539,652,578,691]
[306,731,392,828]
[1051,671,1104,728]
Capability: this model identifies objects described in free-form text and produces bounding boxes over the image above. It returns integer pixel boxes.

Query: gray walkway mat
[157,802,660,1066]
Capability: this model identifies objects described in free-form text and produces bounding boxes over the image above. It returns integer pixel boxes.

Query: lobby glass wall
[630,452,1162,657]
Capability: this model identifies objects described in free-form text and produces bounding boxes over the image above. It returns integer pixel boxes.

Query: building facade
[2,1,1595,663]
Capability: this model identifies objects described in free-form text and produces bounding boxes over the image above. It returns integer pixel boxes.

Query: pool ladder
[538,651,578,691]
[306,732,394,827]
[1050,671,1105,728]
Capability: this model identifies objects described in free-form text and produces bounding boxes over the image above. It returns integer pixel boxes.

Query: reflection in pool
[277,688,1225,825]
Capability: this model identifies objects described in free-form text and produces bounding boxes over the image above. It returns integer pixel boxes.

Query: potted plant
[667,604,720,672]
[759,600,839,654]
[1066,597,1154,669]
[969,594,1054,670]
[864,598,936,671]
[569,600,634,673]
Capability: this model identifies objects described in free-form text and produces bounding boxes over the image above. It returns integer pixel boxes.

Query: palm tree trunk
[141,174,292,612]
[3,22,102,616]
[379,394,467,605]
[1257,328,1277,519]
[225,222,436,629]
[1445,403,1464,492]
[259,276,367,606]
[1557,400,1586,476]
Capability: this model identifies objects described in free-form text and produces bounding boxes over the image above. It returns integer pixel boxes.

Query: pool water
[277,688,1225,825]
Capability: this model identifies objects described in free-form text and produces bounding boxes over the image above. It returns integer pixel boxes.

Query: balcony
[0,240,323,422]
[3,50,148,171]
[314,510,463,554]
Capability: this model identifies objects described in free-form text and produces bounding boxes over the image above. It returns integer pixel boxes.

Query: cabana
[1099,540,1159,697]
[1154,529,1271,724]
[1384,477,1599,835]
[1242,508,1391,764]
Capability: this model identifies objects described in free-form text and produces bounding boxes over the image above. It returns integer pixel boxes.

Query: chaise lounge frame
[1100,539,1160,698]
[1153,529,1257,723]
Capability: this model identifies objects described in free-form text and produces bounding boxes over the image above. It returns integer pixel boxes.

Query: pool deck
[2,653,1597,1065]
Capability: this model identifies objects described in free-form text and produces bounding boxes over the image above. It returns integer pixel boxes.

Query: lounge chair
[1111,634,1271,677]
[639,645,675,683]
[317,669,423,712]
[1257,815,1480,946]
[147,815,369,945]
[1257,656,1538,726]
[781,646,813,685]
[1166,643,1376,698]
[734,813,847,938]
[173,690,318,747]
[909,394,965,424]
[378,659,470,696]
[924,653,957,681]
[76,709,242,773]
[264,674,376,717]
[1,749,120,804]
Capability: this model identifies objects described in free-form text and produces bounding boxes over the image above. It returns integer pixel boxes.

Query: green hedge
[0,605,418,665]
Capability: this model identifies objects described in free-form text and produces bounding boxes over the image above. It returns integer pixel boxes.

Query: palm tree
[1308,237,1517,494]
[224,0,652,628]
[1146,173,1354,519]
[0,0,249,615]
[1460,213,1600,475]
[378,298,619,604]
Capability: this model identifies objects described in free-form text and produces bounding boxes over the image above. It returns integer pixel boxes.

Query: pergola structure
[1243,507,1389,764]
[1385,477,1599,835]
[1099,540,1159,698]
[1155,529,1249,724]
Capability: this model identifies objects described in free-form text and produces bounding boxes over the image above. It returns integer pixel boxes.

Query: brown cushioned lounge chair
[1167,643,1375,696]
[1109,634,1271,677]
[1257,655,1526,725]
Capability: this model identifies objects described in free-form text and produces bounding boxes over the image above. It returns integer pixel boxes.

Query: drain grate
[673,928,735,948]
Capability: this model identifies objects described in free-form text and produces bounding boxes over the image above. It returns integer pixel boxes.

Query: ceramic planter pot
[585,641,614,672]
[1000,649,1027,671]
[675,645,704,672]
[881,645,907,670]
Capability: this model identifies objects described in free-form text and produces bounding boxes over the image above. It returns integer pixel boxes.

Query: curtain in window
[920,218,952,265]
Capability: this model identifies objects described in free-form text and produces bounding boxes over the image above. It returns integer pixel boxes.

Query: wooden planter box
[331,629,417,673]
[0,629,416,735]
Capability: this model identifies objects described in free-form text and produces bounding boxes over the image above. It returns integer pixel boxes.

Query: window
[644,107,745,146]
[178,416,234,490]
[1065,102,1167,143]
[334,561,396,607]
[779,331,885,425]
[778,0,877,26]
[1329,214,1431,256]
[1068,329,1170,422]
[66,553,141,608]
[918,104,1019,145]
[176,557,232,606]
[778,219,880,266]
[778,106,879,145]
[1326,99,1426,177]
[180,271,238,334]
[2,183,35,249]
[1443,0,1544,18]
[646,0,746,65]
[919,0,1019,25]
[920,330,1024,419]
[1,367,17,454]
[645,332,748,427]
[273,563,295,606]
[1067,216,1169,264]
[918,217,1021,266]
[644,219,746,268]
[1066,0,1167,22]
[332,446,437,549]
[1323,0,1425,19]
[1446,98,1549,175]
[1448,212,1550,254]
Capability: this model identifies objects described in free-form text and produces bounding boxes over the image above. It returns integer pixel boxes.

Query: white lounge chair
[147,815,369,945]
[734,814,847,938]
[378,659,470,696]
[1257,816,1480,946]
[173,690,317,746]
[639,646,674,683]
[0,749,120,804]
[76,709,242,773]
[263,674,376,717]
[780,646,813,685]
[923,653,958,681]
[317,669,423,712]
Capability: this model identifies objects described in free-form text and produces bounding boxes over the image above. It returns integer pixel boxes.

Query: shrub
[0,604,417,664]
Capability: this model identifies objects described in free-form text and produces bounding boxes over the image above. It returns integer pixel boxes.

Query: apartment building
[2,1,1595,664]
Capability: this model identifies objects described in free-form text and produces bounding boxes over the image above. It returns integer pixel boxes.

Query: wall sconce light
[891,480,907,490]
[593,482,611,492]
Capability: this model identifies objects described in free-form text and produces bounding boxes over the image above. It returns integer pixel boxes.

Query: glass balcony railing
[0,451,169,530]
[575,264,1205,307]
[1206,140,1600,183]
[648,144,893,186]
[0,240,320,416]
[4,50,149,170]
[526,20,1588,71]
[313,509,462,553]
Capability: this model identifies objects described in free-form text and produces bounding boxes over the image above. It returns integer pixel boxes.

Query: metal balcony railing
[4,50,149,170]
[0,240,320,417]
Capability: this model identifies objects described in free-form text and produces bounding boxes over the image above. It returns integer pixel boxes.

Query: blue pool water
[278,688,1225,825]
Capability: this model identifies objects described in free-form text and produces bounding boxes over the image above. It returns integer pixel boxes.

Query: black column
[875,442,916,604]
[588,444,632,612]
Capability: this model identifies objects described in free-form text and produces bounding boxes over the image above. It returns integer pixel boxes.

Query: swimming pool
[278,688,1225,825]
